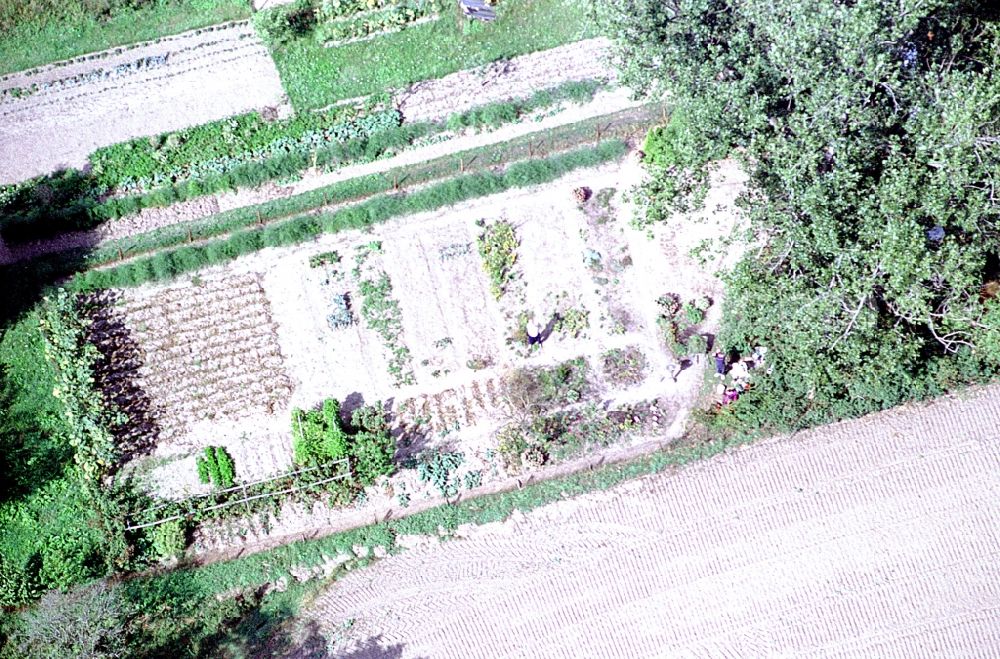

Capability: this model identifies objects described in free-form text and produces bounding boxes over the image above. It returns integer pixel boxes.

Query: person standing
[714,350,727,378]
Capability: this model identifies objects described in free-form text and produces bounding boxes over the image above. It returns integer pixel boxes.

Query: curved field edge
[0,0,250,77]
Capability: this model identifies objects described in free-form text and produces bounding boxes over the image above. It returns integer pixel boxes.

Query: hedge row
[73,140,627,290]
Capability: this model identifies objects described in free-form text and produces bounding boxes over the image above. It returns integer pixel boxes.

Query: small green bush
[150,520,187,560]
[196,446,235,488]
[214,447,235,488]
[477,220,518,299]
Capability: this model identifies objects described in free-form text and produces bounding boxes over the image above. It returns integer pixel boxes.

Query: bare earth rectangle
[0,22,286,185]
[311,385,1000,658]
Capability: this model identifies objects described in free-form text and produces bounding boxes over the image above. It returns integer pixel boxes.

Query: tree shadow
[85,289,161,465]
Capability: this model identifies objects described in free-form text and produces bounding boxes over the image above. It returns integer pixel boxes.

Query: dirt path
[0,21,287,185]
[308,384,1000,658]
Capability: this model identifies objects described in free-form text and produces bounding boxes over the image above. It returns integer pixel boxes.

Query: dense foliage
[291,399,395,485]
[195,446,236,489]
[599,0,1000,429]
[0,307,125,608]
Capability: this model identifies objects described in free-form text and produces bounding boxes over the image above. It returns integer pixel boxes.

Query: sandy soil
[307,384,1000,658]
[0,86,641,265]
[395,38,614,123]
[0,21,287,185]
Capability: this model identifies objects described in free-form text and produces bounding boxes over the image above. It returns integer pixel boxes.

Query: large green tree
[598,0,1000,427]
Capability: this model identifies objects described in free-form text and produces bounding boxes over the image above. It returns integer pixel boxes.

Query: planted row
[73,140,628,291]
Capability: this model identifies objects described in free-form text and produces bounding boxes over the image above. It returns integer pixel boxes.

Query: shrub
[150,520,187,560]
[196,446,235,488]
[196,457,210,484]
[602,346,647,387]
[214,447,235,488]
[416,451,465,497]
[477,220,518,299]
[685,333,708,357]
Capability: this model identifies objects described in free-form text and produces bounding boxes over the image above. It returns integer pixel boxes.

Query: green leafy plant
[416,451,465,497]
[477,220,518,299]
[150,520,187,560]
[195,446,236,488]
[602,346,647,387]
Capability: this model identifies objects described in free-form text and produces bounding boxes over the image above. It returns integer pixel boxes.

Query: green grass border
[82,103,658,269]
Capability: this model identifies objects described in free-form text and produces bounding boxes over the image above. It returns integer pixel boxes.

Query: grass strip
[73,140,629,290]
[84,103,657,269]
[0,0,250,76]
[0,79,607,245]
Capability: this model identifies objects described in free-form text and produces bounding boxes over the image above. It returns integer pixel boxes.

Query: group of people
[714,345,768,406]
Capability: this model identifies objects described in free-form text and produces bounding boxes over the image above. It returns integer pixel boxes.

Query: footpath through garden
[310,384,1000,657]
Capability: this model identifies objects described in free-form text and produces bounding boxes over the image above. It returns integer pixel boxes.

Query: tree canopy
[598,0,1000,427]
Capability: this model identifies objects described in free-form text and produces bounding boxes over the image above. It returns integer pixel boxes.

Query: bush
[150,520,187,560]
[602,346,647,387]
[214,447,235,489]
[477,220,518,299]
[196,446,235,488]
[292,400,349,465]
[685,333,708,357]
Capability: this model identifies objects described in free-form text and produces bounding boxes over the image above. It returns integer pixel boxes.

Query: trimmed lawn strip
[85,104,660,269]
[268,0,596,111]
[73,140,630,290]
[125,431,757,624]
[0,0,250,76]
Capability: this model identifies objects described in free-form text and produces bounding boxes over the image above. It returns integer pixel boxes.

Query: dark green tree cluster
[598,0,1000,428]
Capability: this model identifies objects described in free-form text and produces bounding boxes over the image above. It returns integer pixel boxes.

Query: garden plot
[110,156,744,552]
[117,272,294,448]
[395,38,614,123]
[0,21,287,184]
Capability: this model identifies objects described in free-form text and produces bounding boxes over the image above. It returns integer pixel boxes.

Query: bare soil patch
[0,21,287,185]
[308,384,1000,658]
[117,272,293,446]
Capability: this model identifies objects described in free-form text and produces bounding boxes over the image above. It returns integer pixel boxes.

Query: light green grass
[271,0,596,111]
[0,0,250,76]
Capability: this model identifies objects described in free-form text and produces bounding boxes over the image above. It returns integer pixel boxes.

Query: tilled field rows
[0,22,286,184]
[311,386,1000,658]
[120,273,293,444]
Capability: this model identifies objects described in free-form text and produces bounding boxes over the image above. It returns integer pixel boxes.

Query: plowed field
[311,385,1000,658]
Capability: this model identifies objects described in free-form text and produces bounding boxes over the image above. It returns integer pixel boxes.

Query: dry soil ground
[0,21,287,185]
[108,157,745,553]
[310,384,1000,658]
[394,38,614,123]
